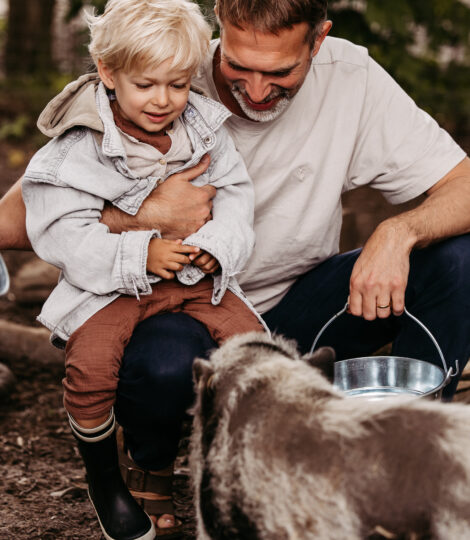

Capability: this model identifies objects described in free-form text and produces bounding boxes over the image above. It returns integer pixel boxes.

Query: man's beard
[230,83,292,122]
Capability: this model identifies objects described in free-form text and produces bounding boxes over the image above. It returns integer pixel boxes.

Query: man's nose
[244,73,272,103]
[152,87,169,108]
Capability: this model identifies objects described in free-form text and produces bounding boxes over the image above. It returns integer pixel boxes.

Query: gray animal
[190,331,470,540]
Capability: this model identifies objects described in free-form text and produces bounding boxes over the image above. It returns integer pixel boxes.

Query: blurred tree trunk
[5,0,56,76]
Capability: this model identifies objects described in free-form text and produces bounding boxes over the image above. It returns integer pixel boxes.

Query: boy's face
[98,58,192,132]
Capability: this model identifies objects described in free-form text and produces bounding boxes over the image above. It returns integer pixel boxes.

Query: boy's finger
[194,253,212,266]
[171,253,192,265]
[172,244,200,255]
[158,269,175,280]
[202,260,219,273]
[166,261,184,271]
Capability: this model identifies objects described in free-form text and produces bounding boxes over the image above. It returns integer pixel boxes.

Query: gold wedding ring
[377,304,390,309]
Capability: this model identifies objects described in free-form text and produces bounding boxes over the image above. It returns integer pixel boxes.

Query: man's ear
[303,346,336,382]
[97,59,115,90]
[193,357,214,385]
[311,20,333,57]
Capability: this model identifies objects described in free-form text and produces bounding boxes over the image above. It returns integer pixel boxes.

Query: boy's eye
[172,83,189,90]
[135,83,151,89]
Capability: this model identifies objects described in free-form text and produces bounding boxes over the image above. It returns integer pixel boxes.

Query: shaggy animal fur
[190,332,470,540]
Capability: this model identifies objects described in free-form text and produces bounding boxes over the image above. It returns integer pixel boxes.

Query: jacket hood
[37,73,103,137]
[37,73,229,139]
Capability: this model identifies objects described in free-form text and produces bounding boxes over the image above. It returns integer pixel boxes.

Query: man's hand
[348,219,412,320]
[102,155,215,238]
[348,157,470,321]
[193,250,220,274]
[147,238,200,280]
[0,179,31,250]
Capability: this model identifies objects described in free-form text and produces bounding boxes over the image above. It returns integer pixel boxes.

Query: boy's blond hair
[87,0,212,74]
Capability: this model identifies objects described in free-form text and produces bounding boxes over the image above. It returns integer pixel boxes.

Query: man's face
[218,21,329,122]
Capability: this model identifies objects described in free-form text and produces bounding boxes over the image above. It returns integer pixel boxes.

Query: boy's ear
[97,59,115,90]
[303,346,336,382]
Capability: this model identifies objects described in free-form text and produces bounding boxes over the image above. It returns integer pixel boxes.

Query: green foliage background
[0,0,468,145]
[328,0,470,138]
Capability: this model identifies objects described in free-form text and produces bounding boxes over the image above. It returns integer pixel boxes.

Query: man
[1,0,469,531]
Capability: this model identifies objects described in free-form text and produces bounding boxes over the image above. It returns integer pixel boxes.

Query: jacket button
[204,136,212,145]
[159,158,166,165]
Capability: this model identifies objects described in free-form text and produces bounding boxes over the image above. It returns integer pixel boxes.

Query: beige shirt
[193,37,466,313]
[118,117,193,180]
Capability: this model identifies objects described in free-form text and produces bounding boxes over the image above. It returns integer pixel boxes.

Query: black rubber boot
[70,414,155,540]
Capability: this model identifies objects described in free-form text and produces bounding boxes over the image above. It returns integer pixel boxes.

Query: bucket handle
[310,302,458,383]
[0,253,10,297]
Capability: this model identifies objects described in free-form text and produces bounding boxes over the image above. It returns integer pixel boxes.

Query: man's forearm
[381,156,470,249]
[0,179,31,250]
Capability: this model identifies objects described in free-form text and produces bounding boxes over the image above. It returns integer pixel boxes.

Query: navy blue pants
[115,234,470,470]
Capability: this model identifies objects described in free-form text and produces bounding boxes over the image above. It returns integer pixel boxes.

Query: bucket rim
[333,354,452,399]
[334,355,446,375]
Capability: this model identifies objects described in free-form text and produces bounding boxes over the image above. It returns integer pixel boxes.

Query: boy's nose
[151,88,169,108]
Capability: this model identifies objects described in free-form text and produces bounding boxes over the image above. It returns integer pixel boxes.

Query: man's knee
[118,313,216,408]
[410,234,470,294]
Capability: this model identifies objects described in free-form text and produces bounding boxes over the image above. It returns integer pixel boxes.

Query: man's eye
[228,62,248,72]
[271,71,291,78]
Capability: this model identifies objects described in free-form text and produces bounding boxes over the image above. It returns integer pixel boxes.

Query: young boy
[22,1,265,539]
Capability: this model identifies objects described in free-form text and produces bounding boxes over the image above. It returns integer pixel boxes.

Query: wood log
[0,319,63,365]
[12,258,60,304]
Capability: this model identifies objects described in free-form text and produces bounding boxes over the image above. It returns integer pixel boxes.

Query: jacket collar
[37,72,231,139]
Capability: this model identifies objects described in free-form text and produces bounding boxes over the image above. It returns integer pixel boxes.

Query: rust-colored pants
[63,277,263,420]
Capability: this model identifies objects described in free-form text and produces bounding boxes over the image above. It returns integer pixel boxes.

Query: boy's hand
[193,250,220,274]
[147,238,200,279]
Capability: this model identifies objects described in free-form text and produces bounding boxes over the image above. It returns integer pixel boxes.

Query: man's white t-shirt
[193,37,466,314]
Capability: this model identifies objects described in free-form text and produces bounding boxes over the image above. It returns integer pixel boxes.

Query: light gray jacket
[22,74,265,346]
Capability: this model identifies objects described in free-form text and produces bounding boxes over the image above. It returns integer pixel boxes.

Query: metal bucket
[310,303,457,401]
[0,254,10,296]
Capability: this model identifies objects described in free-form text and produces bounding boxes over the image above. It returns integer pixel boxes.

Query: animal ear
[193,358,214,384]
[303,346,336,382]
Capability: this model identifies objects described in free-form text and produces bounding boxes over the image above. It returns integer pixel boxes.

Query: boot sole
[88,489,157,540]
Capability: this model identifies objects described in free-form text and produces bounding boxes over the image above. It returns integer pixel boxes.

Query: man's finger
[376,296,392,319]
[348,290,363,317]
[200,185,216,200]
[391,289,405,316]
[178,154,211,182]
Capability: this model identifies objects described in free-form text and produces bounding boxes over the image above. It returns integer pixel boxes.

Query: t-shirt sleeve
[346,56,466,204]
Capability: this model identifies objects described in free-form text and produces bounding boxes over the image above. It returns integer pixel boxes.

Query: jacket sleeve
[177,125,255,304]
[22,178,159,297]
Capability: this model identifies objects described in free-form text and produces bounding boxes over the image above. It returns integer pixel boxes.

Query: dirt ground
[0,137,469,539]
